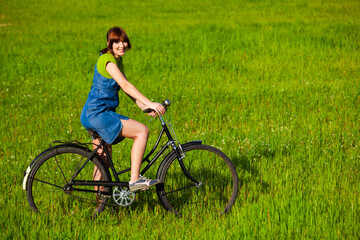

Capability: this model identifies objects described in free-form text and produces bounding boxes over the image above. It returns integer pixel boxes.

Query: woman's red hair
[100,27,132,55]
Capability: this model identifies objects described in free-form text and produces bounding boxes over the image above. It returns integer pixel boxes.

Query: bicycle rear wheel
[26,145,111,217]
[156,144,239,217]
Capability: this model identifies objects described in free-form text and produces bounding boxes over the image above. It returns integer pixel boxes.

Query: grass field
[1,0,359,238]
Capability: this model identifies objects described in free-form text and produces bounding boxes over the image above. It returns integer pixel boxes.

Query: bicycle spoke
[53,154,68,183]
[69,153,87,181]
[161,182,197,196]
[157,144,239,216]
[167,186,203,206]
[26,146,112,215]
[31,177,63,189]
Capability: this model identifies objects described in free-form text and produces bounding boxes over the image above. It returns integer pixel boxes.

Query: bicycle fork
[167,142,200,189]
[160,115,200,186]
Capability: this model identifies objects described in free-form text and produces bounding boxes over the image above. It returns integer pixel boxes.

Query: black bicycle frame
[69,115,198,192]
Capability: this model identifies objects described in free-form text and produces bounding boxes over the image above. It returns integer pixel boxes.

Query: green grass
[1,0,359,238]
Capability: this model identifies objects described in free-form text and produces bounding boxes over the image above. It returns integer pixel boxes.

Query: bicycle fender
[156,140,202,180]
[164,140,202,161]
[22,143,90,190]
[165,140,203,160]
[181,140,202,148]
[23,146,56,191]
[22,166,31,190]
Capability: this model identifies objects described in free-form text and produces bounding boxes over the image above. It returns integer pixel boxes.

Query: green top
[97,52,124,78]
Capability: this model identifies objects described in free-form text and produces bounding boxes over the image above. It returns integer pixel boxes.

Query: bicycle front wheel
[26,145,111,217]
[156,143,239,217]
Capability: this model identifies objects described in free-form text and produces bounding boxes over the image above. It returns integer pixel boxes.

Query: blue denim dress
[80,61,129,144]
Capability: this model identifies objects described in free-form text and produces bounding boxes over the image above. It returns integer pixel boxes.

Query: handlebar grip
[143,108,152,113]
[143,99,170,113]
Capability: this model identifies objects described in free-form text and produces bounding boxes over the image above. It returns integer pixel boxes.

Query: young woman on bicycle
[80,26,166,192]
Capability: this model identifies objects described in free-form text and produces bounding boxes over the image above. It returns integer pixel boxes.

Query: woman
[80,27,166,192]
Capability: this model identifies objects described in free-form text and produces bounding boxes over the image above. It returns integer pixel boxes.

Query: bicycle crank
[113,186,136,207]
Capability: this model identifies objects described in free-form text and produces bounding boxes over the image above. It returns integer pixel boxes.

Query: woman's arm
[106,62,165,115]
[126,93,147,110]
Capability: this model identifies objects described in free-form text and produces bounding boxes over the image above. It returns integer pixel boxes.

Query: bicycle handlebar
[163,99,171,107]
[143,99,171,113]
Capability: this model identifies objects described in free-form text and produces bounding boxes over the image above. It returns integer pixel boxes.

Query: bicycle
[23,99,239,218]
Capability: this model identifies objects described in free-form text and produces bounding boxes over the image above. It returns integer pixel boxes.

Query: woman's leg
[92,138,112,190]
[119,119,149,183]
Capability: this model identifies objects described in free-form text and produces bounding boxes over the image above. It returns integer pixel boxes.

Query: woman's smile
[113,41,128,58]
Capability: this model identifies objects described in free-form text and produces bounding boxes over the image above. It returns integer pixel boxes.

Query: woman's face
[112,41,128,58]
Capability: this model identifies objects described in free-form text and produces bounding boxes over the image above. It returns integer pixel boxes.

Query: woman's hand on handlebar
[144,102,166,117]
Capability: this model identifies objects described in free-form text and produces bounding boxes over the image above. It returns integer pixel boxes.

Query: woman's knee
[121,119,149,140]
[139,124,149,139]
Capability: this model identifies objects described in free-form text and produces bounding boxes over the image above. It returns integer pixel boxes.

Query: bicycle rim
[157,144,239,217]
[26,146,111,217]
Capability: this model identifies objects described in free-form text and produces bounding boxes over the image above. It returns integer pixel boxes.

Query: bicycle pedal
[99,194,111,199]
[129,187,149,193]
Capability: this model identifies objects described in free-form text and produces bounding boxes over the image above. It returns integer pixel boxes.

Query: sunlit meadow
[1,0,359,238]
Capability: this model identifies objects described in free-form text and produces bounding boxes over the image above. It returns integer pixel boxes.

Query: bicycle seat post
[100,139,106,147]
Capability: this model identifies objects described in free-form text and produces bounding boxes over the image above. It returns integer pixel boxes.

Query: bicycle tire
[156,143,239,217]
[26,145,111,218]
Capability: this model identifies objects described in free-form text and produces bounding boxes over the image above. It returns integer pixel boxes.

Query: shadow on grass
[231,154,270,204]
[105,167,239,218]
